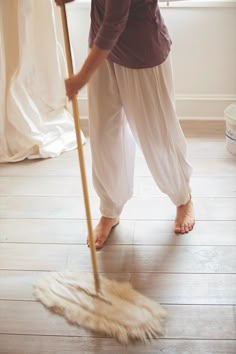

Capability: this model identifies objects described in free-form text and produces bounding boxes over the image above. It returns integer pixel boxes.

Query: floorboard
[1,244,235,273]
[0,301,235,339]
[1,335,235,354]
[0,271,235,305]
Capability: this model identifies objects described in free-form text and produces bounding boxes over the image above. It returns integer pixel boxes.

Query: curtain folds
[0,0,83,162]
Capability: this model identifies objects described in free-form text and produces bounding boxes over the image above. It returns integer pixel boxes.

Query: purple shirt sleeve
[94,0,131,51]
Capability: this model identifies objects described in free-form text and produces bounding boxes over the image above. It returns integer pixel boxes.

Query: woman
[56,0,195,249]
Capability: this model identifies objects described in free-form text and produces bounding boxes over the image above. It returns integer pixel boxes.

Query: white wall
[65,0,236,119]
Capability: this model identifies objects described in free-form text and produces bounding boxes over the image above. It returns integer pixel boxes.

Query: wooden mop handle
[60,4,100,293]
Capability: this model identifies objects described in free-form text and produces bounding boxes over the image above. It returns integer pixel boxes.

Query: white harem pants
[88,55,192,218]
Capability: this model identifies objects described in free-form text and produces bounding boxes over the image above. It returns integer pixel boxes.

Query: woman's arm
[55,0,110,98]
[94,0,131,51]
[65,45,110,99]
[56,0,131,99]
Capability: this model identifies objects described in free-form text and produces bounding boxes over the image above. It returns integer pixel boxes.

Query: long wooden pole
[60,4,100,293]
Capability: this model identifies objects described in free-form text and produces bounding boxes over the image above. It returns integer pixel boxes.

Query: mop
[34,4,167,345]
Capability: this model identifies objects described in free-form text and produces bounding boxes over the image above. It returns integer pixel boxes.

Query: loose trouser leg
[114,55,192,206]
[88,60,136,218]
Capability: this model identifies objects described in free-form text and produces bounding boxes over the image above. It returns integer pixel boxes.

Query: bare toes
[95,238,104,249]
[174,225,181,233]
[188,223,194,231]
[175,198,195,235]
[87,217,119,249]
[185,226,189,233]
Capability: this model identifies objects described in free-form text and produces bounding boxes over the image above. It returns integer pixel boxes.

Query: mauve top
[89,0,172,69]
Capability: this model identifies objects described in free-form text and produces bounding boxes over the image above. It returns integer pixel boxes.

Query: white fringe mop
[34,272,166,344]
[34,3,167,345]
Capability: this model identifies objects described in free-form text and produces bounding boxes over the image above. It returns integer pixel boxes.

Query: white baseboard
[78,94,236,121]
[175,94,236,119]
[77,94,233,137]
[80,116,225,138]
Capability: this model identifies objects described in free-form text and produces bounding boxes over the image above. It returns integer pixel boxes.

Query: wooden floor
[0,127,236,353]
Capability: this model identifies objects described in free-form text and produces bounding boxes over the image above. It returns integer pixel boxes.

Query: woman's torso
[89,0,172,69]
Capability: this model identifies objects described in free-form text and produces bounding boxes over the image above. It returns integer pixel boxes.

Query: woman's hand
[65,72,87,100]
[63,45,110,100]
[54,0,74,6]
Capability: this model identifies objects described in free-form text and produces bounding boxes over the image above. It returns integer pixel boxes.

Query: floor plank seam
[1,269,235,275]
[1,300,235,306]
[1,242,236,247]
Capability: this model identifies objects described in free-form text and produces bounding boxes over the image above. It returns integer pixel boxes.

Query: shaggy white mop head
[34,272,167,345]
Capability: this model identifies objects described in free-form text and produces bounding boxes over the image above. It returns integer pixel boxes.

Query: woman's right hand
[54,0,75,6]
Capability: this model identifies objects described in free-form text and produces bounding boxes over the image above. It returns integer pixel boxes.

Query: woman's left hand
[65,72,87,100]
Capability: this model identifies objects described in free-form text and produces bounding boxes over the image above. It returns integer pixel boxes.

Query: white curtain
[0,0,83,162]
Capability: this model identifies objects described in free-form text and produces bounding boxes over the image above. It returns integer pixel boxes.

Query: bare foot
[175,197,195,234]
[87,216,119,249]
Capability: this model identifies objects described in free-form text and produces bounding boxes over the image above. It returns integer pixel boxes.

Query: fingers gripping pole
[60,5,100,293]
